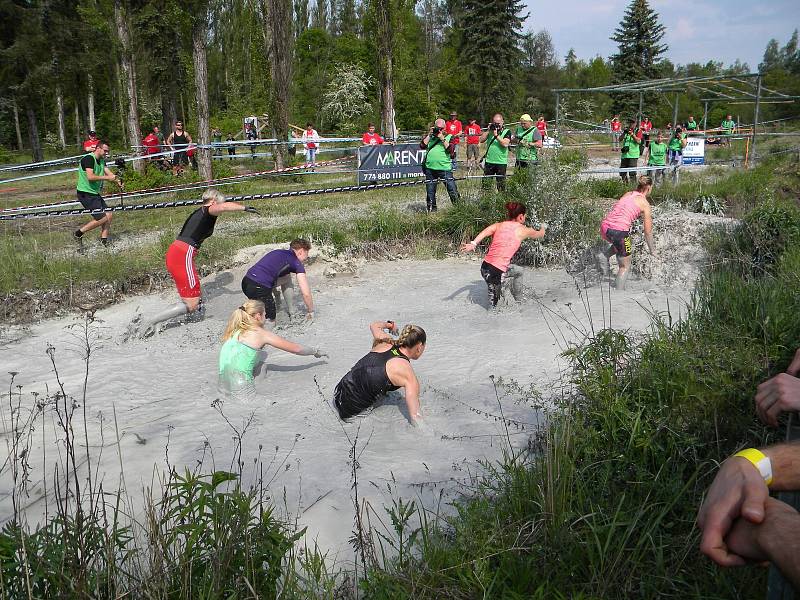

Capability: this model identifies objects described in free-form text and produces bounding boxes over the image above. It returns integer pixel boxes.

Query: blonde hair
[202,188,226,205]
[636,175,653,192]
[221,299,265,341]
[394,325,426,349]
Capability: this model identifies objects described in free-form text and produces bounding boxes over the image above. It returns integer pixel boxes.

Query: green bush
[361,196,800,598]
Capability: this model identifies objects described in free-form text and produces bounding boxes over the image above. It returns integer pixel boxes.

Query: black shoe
[101,237,112,247]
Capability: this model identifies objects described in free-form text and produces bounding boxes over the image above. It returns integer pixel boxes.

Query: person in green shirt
[514,113,543,170]
[480,113,513,191]
[74,140,122,247]
[647,132,668,184]
[686,116,698,131]
[218,299,327,399]
[619,121,642,183]
[667,126,687,165]
[721,114,736,146]
[420,118,460,212]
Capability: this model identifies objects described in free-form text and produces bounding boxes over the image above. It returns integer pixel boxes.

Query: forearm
[762,442,800,491]
[404,392,421,422]
[644,231,656,253]
[302,292,314,312]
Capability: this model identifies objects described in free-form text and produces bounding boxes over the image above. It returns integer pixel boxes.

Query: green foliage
[610,0,668,115]
[361,195,800,600]
[148,470,304,598]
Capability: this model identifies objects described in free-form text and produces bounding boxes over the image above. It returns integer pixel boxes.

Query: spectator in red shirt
[83,131,99,153]
[464,118,481,172]
[362,123,384,146]
[610,115,622,150]
[639,115,653,154]
[445,112,463,170]
[142,127,161,156]
[536,115,547,139]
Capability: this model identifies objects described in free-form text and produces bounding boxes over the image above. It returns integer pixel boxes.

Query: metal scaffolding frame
[553,74,800,161]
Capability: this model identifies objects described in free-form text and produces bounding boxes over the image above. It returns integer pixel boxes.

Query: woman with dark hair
[460,202,547,307]
[333,321,427,425]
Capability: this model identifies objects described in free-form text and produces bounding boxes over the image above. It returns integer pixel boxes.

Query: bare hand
[755,372,800,426]
[698,456,770,567]
[726,497,800,564]
[460,242,477,253]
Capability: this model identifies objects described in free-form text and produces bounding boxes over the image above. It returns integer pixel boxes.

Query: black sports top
[172,131,188,148]
[176,206,217,248]
[334,347,410,420]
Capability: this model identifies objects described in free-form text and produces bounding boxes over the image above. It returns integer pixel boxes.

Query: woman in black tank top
[334,321,427,425]
[168,122,192,166]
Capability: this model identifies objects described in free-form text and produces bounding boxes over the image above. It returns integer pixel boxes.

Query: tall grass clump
[361,197,800,598]
[0,323,336,598]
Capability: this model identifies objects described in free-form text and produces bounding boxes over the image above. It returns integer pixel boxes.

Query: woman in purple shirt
[242,239,315,326]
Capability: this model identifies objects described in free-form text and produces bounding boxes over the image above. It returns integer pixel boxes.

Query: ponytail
[221,299,265,341]
[505,202,526,221]
[636,175,653,192]
[393,324,427,349]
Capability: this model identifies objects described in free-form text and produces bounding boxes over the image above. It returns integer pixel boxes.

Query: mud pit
[0,215,720,563]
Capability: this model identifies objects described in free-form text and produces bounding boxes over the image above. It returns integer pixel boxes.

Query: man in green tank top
[647,132,667,184]
[514,113,543,170]
[420,118,460,212]
[480,113,513,191]
[74,140,122,247]
[619,121,642,183]
[686,116,698,131]
[721,114,736,146]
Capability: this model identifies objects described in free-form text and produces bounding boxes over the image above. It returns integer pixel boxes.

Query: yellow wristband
[734,448,773,486]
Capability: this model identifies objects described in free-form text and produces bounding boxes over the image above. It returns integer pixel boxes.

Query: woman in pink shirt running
[460,202,547,307]
[597,175,656,290]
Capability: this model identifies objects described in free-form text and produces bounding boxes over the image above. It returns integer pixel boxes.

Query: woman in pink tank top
[461,202,547,307]
[597,175,656,290]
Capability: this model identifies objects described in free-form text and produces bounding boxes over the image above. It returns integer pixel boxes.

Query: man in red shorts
[445,111,463,171]
[138,189,259,337]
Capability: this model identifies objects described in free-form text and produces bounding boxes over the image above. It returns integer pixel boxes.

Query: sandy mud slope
[0,244,698,562]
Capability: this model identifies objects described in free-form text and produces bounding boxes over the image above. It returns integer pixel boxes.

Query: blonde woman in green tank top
[218,299,328,398]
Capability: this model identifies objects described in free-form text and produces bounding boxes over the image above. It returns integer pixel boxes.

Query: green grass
[359,196,800,600]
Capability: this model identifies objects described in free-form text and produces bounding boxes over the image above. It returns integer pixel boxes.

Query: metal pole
[637,93,643,126]
[555,92,560,138]
[672,93,680,129]
[703,101,709,131]
[751,75,762,167]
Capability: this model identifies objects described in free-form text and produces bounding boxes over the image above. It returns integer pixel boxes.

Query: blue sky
[526,0,800,70]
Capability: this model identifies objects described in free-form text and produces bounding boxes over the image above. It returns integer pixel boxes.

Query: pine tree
[454,0,526,120]
[610,0,667,116]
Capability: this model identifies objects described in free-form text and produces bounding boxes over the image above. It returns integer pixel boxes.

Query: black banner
[357,143,426,185]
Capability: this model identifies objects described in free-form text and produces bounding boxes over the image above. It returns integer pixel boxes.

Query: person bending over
[140,189,258,336]
[460,202,546,307]
[596,175,656,290]
[219,300,327,396]
[242,239,314,327]
[74,141,122,247]
[333,322,426,425]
